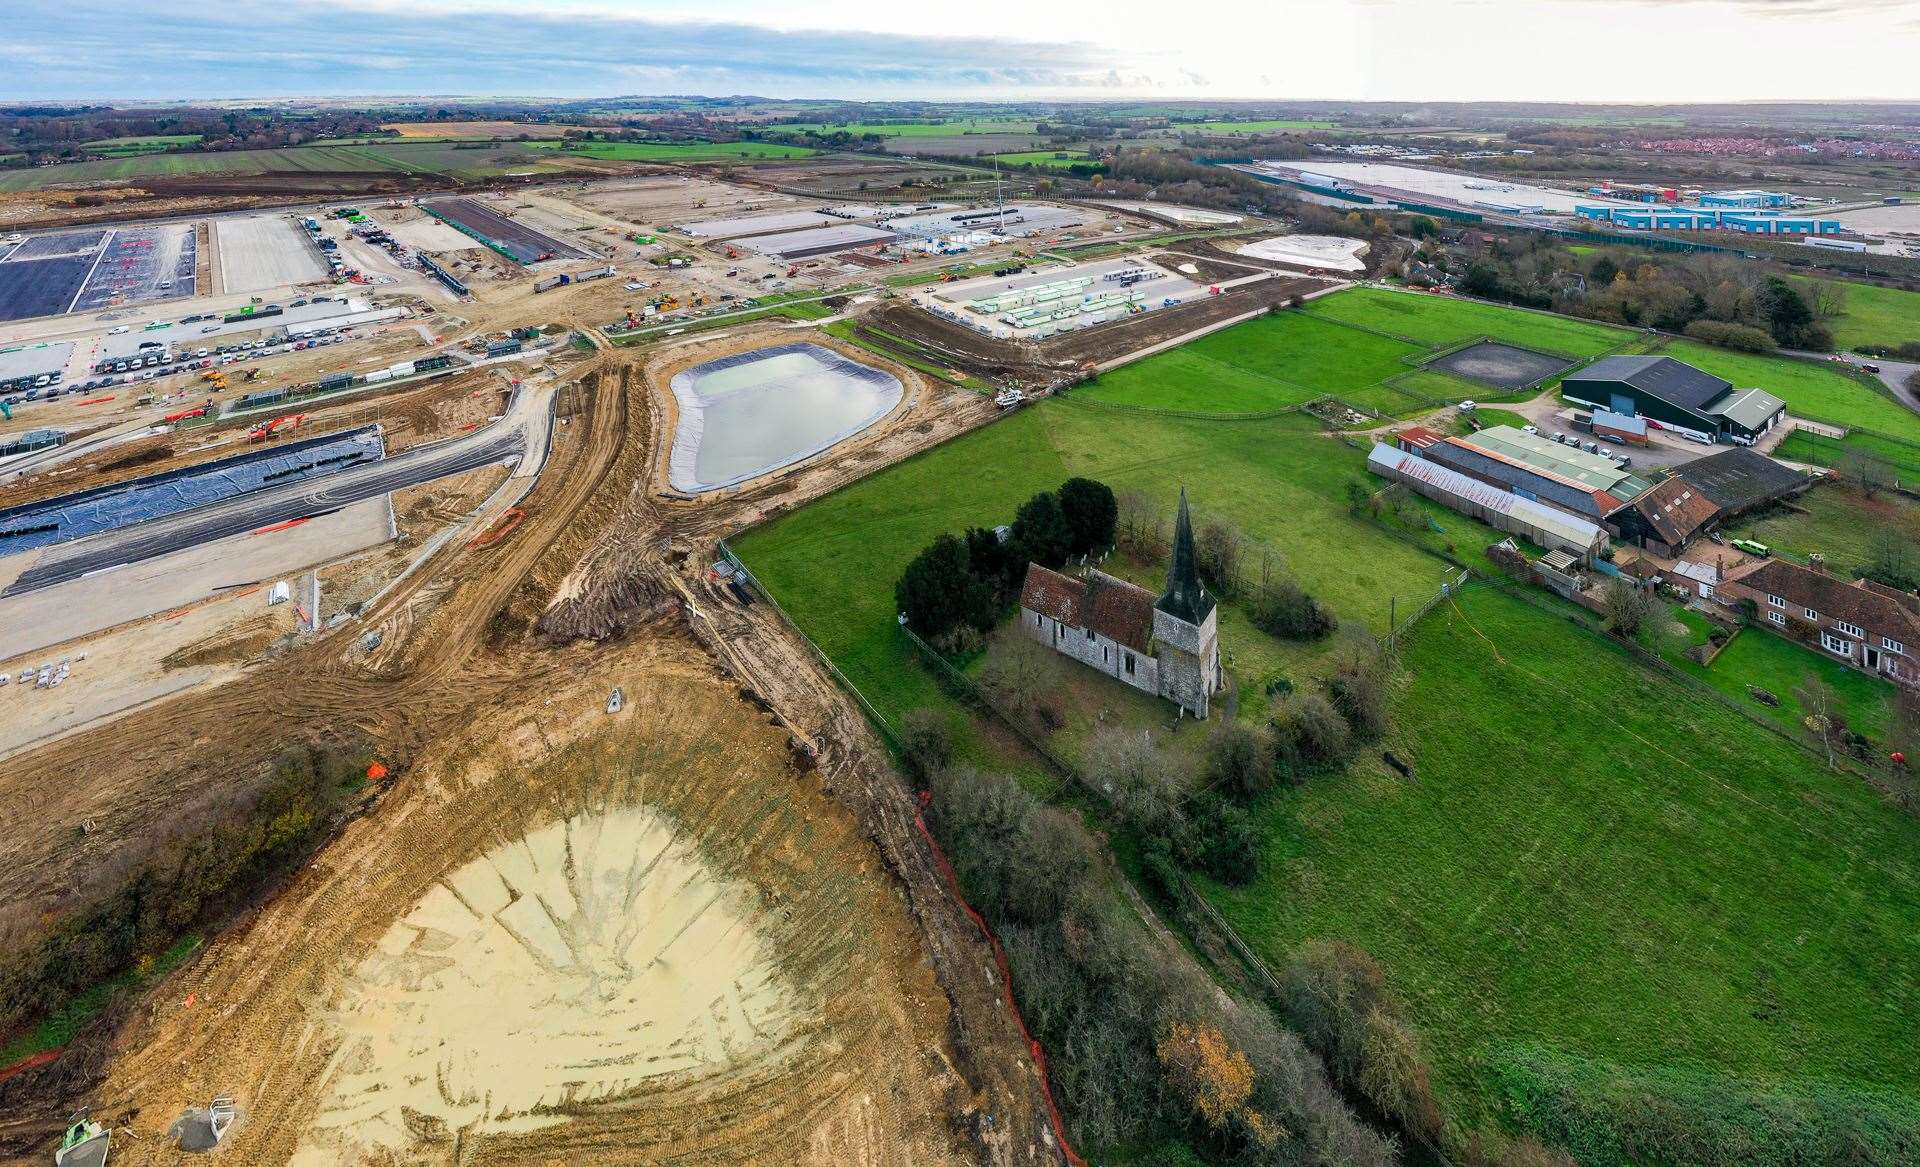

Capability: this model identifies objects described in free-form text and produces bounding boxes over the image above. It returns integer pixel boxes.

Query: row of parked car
[4,331,357,407]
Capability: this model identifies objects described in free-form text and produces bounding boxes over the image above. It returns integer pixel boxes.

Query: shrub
[1271,690,1352,779]
[898,708,954,781]
[1187,794,1261,884]
[1284,940,1446,1144]
[1683,319,1776,353]
[1248,577,1337,640]
[1204,720,1273,801]
[1328,661,1391,742]
[1196,520,1244,596]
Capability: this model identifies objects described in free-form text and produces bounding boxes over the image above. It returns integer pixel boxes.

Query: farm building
[1668,446,1810,519]
[1561,356,1786,445]
[1414,424,1653,520]
[1017,490,1223,718]
[1609,476,1722,557]
[1718,559,1920,688]
[1368,442,1611,560]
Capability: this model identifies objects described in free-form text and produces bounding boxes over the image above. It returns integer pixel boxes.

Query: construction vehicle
[724,245,739,259]
[786,265,799,278]
[248,413,305,442]
[163,401,211,423]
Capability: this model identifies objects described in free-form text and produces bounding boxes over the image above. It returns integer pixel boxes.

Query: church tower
[1152,487,1222,718]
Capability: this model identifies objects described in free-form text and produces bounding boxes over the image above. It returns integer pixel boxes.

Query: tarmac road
[2,387,549,596]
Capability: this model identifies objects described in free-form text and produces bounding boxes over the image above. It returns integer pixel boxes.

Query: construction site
[0,163,1342,1167]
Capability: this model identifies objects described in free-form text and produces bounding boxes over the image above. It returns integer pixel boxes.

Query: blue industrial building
[1574,204,1841,235]
[1697,189,1793,208]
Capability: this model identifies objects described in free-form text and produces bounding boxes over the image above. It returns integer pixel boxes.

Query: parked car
[1862,362,1882,374]
[1600,432,1624,445]
[1458,400,1477,412]
[108,325,129,335]
[201,325,220,333]
[1522,424,1539,435]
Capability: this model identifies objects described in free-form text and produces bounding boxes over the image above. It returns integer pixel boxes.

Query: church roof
[1156,486,1216,626]
[1020,564,1155,653]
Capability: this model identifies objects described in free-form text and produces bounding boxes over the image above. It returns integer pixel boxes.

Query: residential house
[1719,558,1920,687]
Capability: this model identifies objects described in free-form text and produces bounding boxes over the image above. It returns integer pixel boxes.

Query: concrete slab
[217,215,327,293]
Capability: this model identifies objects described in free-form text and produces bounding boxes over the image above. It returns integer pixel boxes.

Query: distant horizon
[11,0,1920,105]
[18,96,1920,112]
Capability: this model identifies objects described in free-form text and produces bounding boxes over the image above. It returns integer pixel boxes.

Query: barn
[1561,356,1785,445]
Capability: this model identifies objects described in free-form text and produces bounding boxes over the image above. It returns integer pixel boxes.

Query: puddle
[290,804,798,1163]
[668,343,902,492]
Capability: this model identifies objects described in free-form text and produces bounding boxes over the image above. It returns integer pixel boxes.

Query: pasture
[1790,276,1920,352]
[531,140,819,161]
[1171,119,1335,133]
[991,151,1094,169]
[83,134,202,155]
[1657,340,1920,441]
[0,141,590,191]
[1206,585,1920,1130]
[777,119,1038,137]
[1303,286,1633,358]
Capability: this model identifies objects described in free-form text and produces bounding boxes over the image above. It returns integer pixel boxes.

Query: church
[1017,488,1223,718]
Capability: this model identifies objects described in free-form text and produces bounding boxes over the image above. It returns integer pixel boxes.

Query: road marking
[65,228,117,315]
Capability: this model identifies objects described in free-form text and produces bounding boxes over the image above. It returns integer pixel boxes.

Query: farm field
[1304,286,1634,358]
[1790,276,1920,352]
[777,119,1038,136]
[531,140,819,161]
[1206,585,1920,1133]
[0,141,588,190]
[381,120,591,138]
[733,401,1465,730]
[1080,311,1428,414]
[1778,428,1920,481]
[82,134,203,155]
[1171,119,1336,133]
[1657,339,1920,440]
[991,151,1093,169]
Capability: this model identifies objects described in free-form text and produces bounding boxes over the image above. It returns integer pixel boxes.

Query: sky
[7,0,1920,104]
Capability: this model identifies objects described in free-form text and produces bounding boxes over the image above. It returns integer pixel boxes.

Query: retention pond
[668,343,901,493]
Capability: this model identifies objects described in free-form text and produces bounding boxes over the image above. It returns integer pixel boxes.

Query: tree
[1808,278,1848,322]
[1248,576,1336,640]
[1115,489,1166,562]
[1011,491,1072,568]
[979,638,1055,724]
[896,533,996,643]
[1841,448,1894,500]
[1587,254,1619,289]
[1195,520,1243,596]
[1056,477,1118,558]
[1156,1020,1257,1134]
[898,708,954,781]
[1794,671,1845,768]
[1864,527,1920,592]
[1600,577,1657,639]
[964,525,1025,607]
[1761,276,1829,350]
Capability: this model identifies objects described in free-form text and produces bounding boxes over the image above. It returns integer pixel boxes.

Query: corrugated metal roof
[1453,426,1652,502]
[737,223,896,257]
[1568,355,1731,412]
[1708,386,1786,431]
[1368,444,1606,548]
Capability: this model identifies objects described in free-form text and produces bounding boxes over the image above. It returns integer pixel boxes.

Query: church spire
[1156,486,1215,625]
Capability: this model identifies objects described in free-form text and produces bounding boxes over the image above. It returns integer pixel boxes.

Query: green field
[1791,277,1920,352]
[1304,286,1633,358]
[1679,624,1897,740]
[990,150,1093,169]
[0,141,592,191]
[1777,429,1920,482]
[1171,119,1335,133]
[1083,311,1428,414]
[733,401,1463,729]
[776,119,1037,137]
[1207,585,1920,1131]
[82,133,202,155]
[1723,484,1920,574]
[533,140,820,161]
[1656,340,1920,441]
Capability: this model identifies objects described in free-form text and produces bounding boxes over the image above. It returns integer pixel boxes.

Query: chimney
[1808,552,1827,575]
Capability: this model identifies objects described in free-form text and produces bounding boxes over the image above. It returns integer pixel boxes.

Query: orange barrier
[0,1047,63,1084]
[915,789,1086,1167]
[74,395,115,407]
[466,506,523,548]
[251,517,310,535]
[366,760,390,782]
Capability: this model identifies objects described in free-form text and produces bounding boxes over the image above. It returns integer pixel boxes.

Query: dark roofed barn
[1562,355,1786,444]
[1670,447,1810,516]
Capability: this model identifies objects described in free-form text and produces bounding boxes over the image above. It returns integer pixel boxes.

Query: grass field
[383,120,592,139]
[733,401,1463,731]
[777,119,1037,137]
[1722,484,1920,574]
[82,134,202,155]
[0,141,590,191]
[1171,119,1335,133]
[532,140,819,161]
[1679,624,1897,740]
[1777,429,1920,482]
[1790,276,1920,352]
[1080,312,1428,414]
[1656,340,1920,441]
[990,151,1093,169]
[1304,287,1633,358]
[1206,585,1920,1130]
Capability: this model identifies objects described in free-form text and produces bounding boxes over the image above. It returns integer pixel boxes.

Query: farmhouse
[1561,356,1785,445]
[1719,559,1920,687]
[1018,490,1223,718]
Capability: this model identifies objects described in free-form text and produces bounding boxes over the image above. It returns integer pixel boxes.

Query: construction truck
[725,245,739,259]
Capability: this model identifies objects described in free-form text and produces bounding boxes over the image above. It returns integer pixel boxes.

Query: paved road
[2,397,539,596]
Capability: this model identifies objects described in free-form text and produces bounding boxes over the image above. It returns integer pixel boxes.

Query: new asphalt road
[1,394,545,597]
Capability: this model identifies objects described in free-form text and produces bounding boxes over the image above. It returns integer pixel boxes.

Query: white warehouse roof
[1368,443,1606,550]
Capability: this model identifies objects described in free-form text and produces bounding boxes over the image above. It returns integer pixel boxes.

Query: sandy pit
[289,803,800,1163]
[1237,233,1371,272]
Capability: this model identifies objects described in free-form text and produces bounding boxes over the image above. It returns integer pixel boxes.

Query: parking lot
[218,215,326,293]
[0,225,197,324]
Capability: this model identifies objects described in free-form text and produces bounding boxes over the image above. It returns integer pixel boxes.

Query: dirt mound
[159,613,281,671]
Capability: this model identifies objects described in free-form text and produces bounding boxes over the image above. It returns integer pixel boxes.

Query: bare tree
[1601,578,1657,639]
[1840,449,1893,499]
[1793,671,1844,769]
[1807,279,1848,322]
[979,638,1055,724]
